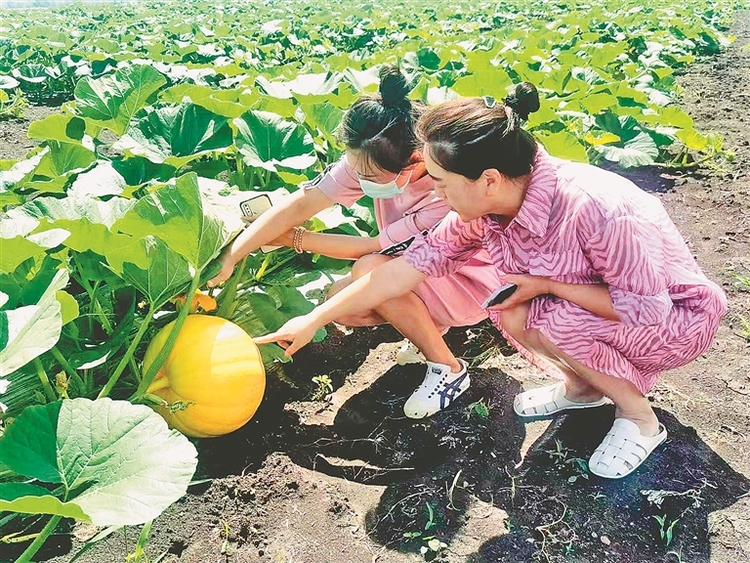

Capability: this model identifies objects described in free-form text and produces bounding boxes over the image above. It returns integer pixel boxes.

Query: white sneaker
[395,341,426,365]
[403,359,470,419]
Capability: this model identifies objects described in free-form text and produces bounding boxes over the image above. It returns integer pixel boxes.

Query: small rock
[601,535,611,545]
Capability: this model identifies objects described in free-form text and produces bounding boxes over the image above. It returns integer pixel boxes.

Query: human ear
[482,168,505,195]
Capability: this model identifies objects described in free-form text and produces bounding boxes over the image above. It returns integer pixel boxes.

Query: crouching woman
[255,84,727,479]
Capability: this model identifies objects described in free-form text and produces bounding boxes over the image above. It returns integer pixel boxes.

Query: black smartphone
[481,283,518,309]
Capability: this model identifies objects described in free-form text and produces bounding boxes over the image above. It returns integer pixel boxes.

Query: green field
[0,1,743,561]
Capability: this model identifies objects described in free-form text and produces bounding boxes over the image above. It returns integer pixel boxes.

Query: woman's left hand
[493,274,552,310]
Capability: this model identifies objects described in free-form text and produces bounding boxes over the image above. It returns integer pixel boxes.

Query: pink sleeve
[404,212,485,277]
[585,215,673,326]
[377,199,451,247]
[303,158,363,207]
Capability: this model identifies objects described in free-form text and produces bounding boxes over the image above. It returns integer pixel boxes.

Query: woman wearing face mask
[254,84,727,479]
[209,65,503,419]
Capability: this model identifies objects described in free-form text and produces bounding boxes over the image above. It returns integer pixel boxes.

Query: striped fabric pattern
[404,149,728,394]
[311,154,504,330]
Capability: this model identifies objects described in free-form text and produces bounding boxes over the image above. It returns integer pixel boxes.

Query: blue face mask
[358,169,412,199]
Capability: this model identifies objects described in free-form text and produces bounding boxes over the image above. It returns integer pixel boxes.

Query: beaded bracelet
[292,226,306,254]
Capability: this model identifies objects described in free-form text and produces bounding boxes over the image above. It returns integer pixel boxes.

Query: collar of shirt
[484,147,558,239]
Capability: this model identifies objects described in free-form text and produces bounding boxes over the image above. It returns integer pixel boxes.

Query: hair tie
[483,95,497,109]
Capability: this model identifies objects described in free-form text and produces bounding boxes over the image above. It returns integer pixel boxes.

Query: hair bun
[504,82,540,120]
[379,65,411,111]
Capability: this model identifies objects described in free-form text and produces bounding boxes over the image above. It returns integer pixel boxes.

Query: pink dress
[307,157,503,332]
[404,148,728,393]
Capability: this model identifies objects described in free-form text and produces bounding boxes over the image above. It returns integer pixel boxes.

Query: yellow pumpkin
[143,314,265,438]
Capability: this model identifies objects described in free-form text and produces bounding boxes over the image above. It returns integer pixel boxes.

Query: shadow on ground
[186,319,749,562]
[285,368,749,562]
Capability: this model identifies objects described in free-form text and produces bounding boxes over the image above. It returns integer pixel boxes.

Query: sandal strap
[589,419,667,479]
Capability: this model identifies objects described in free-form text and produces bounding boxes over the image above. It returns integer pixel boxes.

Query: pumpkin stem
[145,377,170,393]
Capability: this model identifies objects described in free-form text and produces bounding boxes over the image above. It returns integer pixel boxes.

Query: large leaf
[0,483,90,521]
[537,131,589,163]
[108,235,192,308]
[0,269,67,376]
[594,132,659,168]
[112,172,237,271]
[0,398,198,526]
[451,68,513,97]
[74,64,167,135]
[284,72,342,96]
[234,110,317,172]
[11,141,95,187]
[114,103,233,168]
[9,194,135,257]
[27,114,87,144]
[68,162,126,198]
[300,101,344,145]
[158,83,248,118]
[0,235,45,274]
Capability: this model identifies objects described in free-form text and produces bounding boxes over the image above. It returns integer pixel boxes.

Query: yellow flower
[171,290,217,313]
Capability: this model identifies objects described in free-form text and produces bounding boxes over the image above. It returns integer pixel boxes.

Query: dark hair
[337,65,424,173]
[416,83,540,180]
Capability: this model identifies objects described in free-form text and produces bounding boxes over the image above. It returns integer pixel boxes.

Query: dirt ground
[2,11,749,563]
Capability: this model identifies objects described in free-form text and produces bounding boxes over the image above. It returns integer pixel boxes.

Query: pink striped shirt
[306,155,503,331]
[405,148,727,392]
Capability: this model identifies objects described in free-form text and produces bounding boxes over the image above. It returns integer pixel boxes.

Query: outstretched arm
[270,229,383,260]
[208,187,334,286]
[254,256,427,355]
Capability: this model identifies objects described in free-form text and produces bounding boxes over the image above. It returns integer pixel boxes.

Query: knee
[350,253,391,280]
[325,276,351,301]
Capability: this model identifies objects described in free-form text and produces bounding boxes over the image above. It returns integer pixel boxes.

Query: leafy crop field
[1,1,749,562]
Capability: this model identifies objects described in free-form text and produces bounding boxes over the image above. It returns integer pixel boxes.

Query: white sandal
[589,418,668,479]
[513,382,608,418]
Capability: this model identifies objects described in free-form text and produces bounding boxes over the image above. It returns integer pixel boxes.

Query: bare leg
[496,303,659,437]
[327,254,461,372]
[495,303,603,402]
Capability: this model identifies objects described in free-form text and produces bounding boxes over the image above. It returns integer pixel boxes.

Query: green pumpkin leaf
[0,269,66,377]
[537,131,589,163]
[28,114,87,144]
[114,103,233,168]
[74,64,167,135]
[0,235,45,274]
[451,68,513,97]
[11,194,135,257]
[676,128,709,151]
[33,141,96,178]
[234,110,317,172]
[594,132,659,168]
[112,172,239,272]
[113,235,192,308]
[0,398,198,526]
[0,483,90,521]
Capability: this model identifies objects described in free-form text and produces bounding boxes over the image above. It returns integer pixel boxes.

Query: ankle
[425,357,462,374]
[614,408,660,437]
[562,380,603,402]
